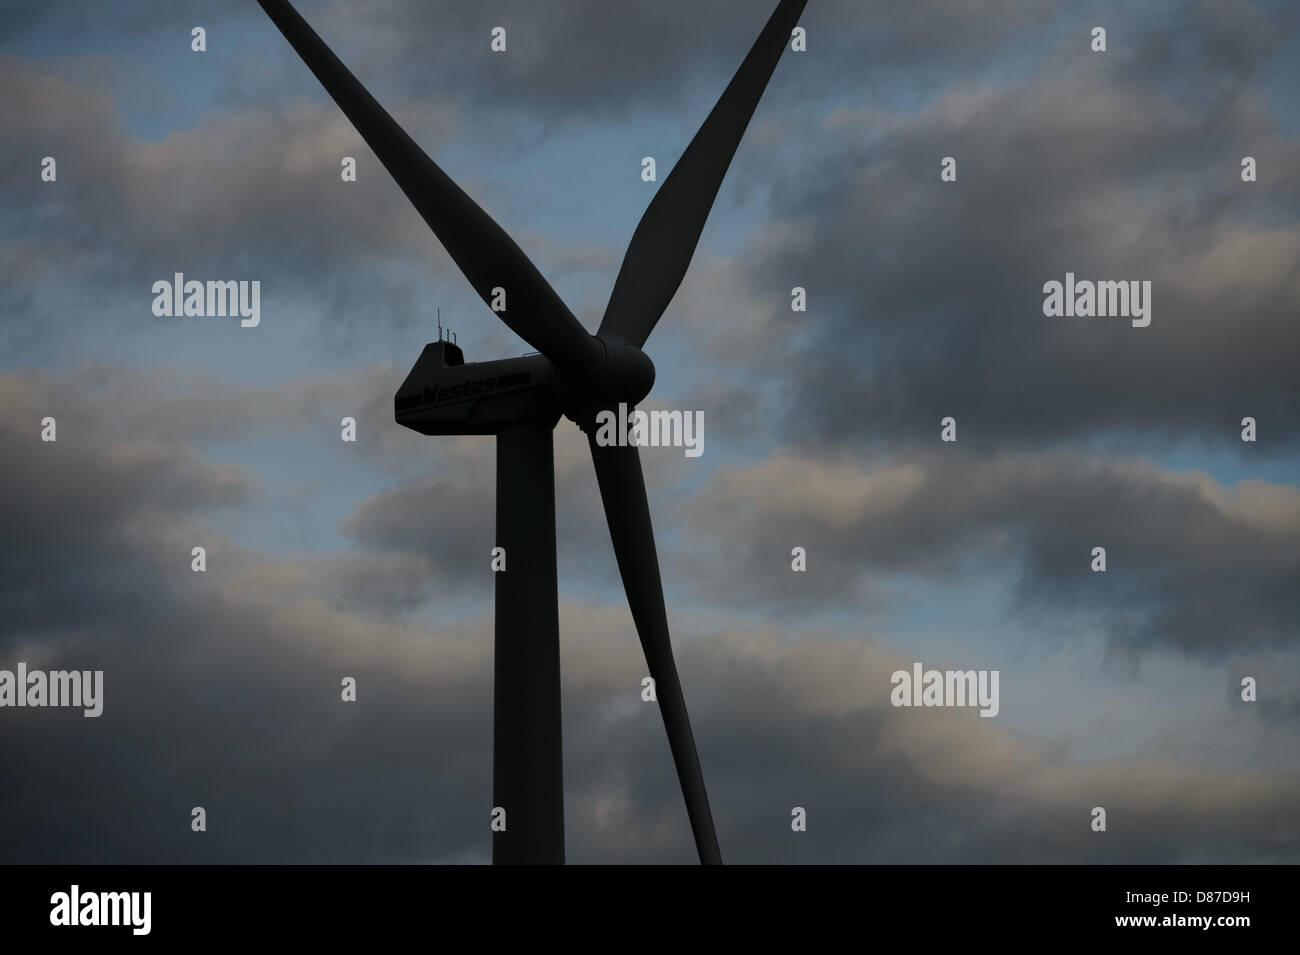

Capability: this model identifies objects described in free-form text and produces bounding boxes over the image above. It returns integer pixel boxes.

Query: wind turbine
[258,0,806,865]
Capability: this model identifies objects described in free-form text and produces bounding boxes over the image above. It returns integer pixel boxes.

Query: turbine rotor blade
[257,0,602,380]
[597,0,807,347]
[587,431,721,865]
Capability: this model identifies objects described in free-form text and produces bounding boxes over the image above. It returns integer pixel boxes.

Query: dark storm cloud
[0,52,640,366]
[701,0,1300,455]
[0,363,420,476]
[3,1,1298,868]
[0,371,253,640]
[5,0,1051,118]
[0,366,483,861]
[0,0,1058,361]
[298,0,1054,121]
[340,451,497,594]
[0,363,439,631]
[1221,651,1300,728]
[1,368,1296,863]
[0,2,222,66]
[0,55,463,351]
[661,630,1300,864]
[681,448,1300,657]
[2,0,239,36]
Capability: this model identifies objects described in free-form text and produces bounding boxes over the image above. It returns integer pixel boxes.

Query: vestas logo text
[428,371,530,404]
[397,372,533,413]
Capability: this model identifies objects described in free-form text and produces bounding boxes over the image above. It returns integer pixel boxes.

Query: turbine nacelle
[394,343,557,434]
[393,334,653,435]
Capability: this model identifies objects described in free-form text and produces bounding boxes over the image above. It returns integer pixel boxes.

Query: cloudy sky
[2,0,1298,863]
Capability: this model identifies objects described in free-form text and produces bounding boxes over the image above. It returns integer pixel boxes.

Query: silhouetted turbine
[258,0,806,865]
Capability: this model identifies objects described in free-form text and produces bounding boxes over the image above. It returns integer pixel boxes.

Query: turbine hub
[557,336,655,429]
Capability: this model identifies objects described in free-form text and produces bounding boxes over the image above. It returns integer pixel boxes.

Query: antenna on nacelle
[435,306,457,345]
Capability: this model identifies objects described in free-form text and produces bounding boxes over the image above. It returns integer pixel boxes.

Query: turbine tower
[258,0,806,864]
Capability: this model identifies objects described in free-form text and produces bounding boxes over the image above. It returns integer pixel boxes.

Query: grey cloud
[0,371,254,641]
[0,0,1063,366]
[301,0,1056,122]
[698,2,1300,455]
[0,55,486,359]
[4,581,1297,862]
[0,367,1296,863]
[3,0,1298,867]
[681,448,1300,658]
[2,1,241,38]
